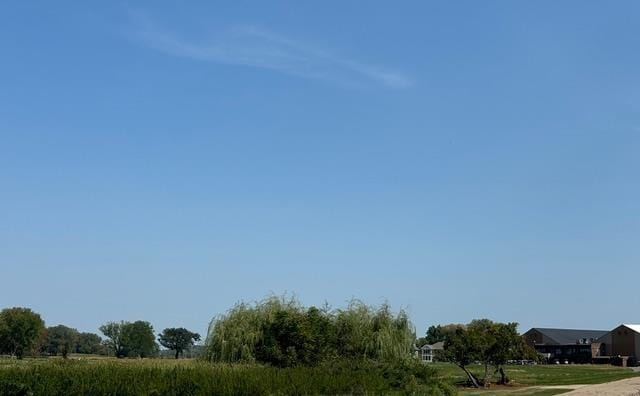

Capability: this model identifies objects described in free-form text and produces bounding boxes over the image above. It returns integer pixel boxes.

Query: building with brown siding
[609,324,640,365]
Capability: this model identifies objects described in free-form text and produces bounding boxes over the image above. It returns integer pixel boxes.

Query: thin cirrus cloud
[129,15,412,89]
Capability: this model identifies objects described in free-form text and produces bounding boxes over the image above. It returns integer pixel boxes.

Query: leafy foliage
[75,332,104,355]
[43,325,77,358]
[205,296,415,367]
[0,307,45,359]
[442,319,534,387]
[158,328,201,359]
[121,321,157,358]
[100,321,157,358]
[99,322,125,357]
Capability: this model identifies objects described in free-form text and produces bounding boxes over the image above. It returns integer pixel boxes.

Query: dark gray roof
[532,328,609,345]
[420,341,444,351]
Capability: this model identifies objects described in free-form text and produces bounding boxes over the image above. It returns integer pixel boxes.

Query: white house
[419,341,444,363]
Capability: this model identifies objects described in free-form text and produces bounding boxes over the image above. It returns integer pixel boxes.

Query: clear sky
[1,1,639,339]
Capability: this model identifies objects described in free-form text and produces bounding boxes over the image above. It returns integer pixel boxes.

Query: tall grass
[0,358,456,395]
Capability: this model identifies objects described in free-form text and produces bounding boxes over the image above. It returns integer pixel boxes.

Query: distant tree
[443,319,534,388]
[442,325,482,388]
[486,322,537,385]
[466,319,496,385]
[100,321,157,358]
[417,324,452,348]
[121,321,157,358]
[75,332,104,355]
[425,325,445,344]
[158,328,201,359]
[99,322,126,357]
[0,307,45,359]
[44,325,78,358]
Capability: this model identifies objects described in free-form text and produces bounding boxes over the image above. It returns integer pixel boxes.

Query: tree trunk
[483,363,490,387]
[175,350,180,359]
[458,365,481,388]
[498,366,508,385]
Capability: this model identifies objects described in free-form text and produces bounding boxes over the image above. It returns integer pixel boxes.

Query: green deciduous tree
[100,321,126,357]
[442,324,482,388]
[75,332,104,355]
[100,320,158,358]
[44,325,78,358]
[425,325,445,344]
[0,307,45,359]
[443,319,534,388]
[485,321,537,385]
[158,328,200,359]
[121,321,157,358]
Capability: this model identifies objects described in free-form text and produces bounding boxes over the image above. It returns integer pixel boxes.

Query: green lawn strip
[433,362,640,387]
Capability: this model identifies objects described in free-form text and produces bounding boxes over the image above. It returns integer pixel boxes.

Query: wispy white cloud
[128,15,412,89]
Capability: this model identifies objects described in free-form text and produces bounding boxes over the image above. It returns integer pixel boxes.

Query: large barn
[524,324,640,366]
[523,328,609,363]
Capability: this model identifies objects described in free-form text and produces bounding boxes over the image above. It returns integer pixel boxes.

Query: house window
[421,348,433,363]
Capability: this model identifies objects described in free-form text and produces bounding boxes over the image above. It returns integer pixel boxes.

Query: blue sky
[1,1,639,338]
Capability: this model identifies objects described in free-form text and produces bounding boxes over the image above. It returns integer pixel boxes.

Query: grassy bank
[0,357,455,396]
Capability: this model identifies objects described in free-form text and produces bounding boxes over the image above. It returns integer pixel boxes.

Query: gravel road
[560,377,640,396]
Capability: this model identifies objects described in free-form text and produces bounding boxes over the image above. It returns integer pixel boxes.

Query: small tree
[101,321,157,358]
[75,332,104,355]
[158,328,201,359]
[466,319,496,386]
[487,322,536,385]
[121,321,157,358]
[442,325,482,388]
[44,325,78,358]
[99,322,125,357]
[425,325,446,344]
[444,319,534,388]
[0,307,45,359]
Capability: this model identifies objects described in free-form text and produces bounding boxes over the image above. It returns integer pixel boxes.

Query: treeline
[0,308,199,360]
[206,296,414,367]
[1,299,456,394]
[41,325,105,357]
[2,297,536,390]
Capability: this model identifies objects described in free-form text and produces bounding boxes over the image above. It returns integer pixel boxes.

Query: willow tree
[205,296,416,366]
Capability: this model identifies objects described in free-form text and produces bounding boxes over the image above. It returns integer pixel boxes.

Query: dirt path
[557,377,640,396]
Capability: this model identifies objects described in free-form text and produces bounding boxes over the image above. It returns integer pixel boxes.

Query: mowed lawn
[432,363,640,395]
[433,362,640,386]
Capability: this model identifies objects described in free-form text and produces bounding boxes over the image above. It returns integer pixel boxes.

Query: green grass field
[433,362,640,386]
[431,362,640,395]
